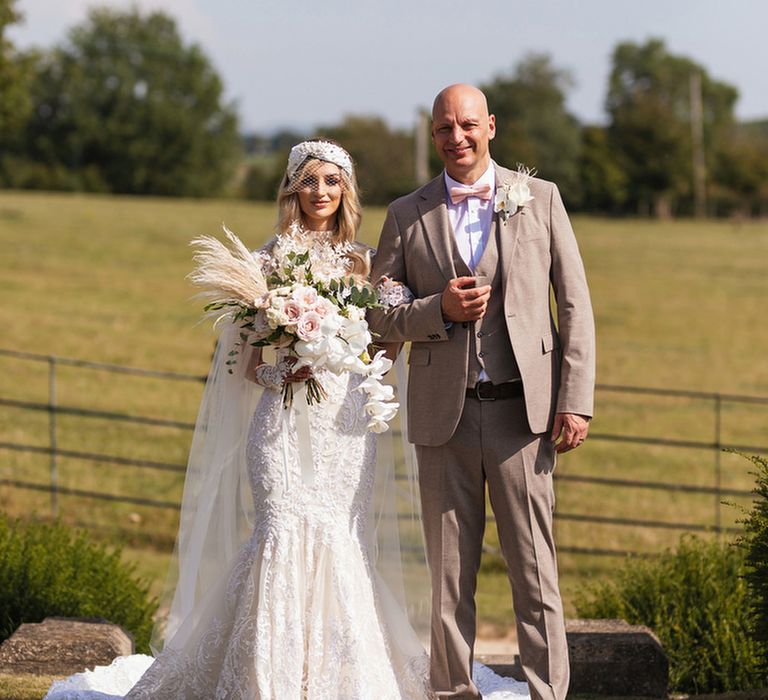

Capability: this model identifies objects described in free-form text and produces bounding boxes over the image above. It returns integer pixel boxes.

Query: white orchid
[494,165,535,221]
[366,350,393,378]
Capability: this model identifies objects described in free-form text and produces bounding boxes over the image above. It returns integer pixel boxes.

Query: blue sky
[11,0,768,133]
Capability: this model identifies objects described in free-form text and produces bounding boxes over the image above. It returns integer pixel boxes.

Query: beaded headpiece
[286,140,354,181]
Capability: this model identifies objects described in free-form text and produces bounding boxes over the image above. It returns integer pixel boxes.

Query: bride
[45,141,530,700]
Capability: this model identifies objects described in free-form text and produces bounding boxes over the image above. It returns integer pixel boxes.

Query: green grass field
[1,190,767,634]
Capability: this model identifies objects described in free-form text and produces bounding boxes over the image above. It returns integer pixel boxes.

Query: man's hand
[550,413,590,453]
[441,276,492,322]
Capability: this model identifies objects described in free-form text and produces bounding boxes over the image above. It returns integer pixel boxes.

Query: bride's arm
[244,344,311,388]
[244,345,263,383]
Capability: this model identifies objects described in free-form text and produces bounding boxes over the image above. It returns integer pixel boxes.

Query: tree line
[1,2,766,217]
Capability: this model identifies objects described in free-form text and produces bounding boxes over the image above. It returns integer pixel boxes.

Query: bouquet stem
[282,377,327,409]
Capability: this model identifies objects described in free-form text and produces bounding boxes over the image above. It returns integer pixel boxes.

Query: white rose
[345,305,365,322]
[266,305,289,329]
[292,285,318,308]
[323,336,349,369]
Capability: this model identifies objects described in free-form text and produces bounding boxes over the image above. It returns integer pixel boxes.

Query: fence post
[715,393,722,535]
[48,356,58,517]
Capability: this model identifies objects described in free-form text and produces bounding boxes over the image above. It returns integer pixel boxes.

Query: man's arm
[367,206,449,343]
[548,183,596,419]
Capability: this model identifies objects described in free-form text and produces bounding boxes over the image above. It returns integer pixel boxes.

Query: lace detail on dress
[121,370,430,700]
[376,277,415,307]
[253,222,353,285]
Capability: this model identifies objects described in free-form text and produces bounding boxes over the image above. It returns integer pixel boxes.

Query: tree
[240,129,307,202]
[606,38,738,217]
[0,0,31,141]
[711,121,768,218]
[578,126,628,213]
[322,116,416,205]
[481,54,582,206]
[18,6,240,196]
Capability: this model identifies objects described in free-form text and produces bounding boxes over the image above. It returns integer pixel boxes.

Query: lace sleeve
[252,362,288,391]
[375,277,415,307]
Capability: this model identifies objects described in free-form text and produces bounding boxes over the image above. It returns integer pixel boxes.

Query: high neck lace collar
[282,221,339,245]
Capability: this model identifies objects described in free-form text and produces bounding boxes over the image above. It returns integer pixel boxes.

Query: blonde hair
[275,148,370,281]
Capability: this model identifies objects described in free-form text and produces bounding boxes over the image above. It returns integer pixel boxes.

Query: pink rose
[283,300,302,323]
[296,311,322,341]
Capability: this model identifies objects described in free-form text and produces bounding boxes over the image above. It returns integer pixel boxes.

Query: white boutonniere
[494,165,535,222]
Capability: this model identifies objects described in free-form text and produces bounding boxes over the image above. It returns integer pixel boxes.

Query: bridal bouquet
[188,225,398,433]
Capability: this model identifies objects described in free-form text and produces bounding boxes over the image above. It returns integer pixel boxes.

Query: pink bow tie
[449,183,493,204]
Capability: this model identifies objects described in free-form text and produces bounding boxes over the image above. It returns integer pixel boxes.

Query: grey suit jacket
[368,162,595,446]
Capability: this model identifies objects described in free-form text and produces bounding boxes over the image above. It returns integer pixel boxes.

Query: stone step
[0,617,134,677]
[477,618,668,697]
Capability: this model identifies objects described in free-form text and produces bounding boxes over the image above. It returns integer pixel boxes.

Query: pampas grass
[188,226,267,313]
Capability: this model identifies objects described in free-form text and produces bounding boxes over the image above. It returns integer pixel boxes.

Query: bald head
[432,84,490,121]
[431,84,496,184]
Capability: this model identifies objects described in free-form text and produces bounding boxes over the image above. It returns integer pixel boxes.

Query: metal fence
[1,346,767,558]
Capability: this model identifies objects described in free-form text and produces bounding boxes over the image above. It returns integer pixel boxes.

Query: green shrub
[0,516,157,653]
[737,454,768,675]
[574,535,765,694]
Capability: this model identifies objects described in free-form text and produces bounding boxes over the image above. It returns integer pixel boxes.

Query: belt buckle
[474,382,496,401]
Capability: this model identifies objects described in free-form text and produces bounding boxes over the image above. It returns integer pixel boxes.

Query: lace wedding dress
[45,368,530,700]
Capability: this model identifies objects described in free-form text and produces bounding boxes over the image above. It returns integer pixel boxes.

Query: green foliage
[0,0,32,137]
[322,116,417,205]
[11,6,240,196]
[736,454,768,674]
[578,125,629,213]
[0,516,157,653]
[606,38,738,217]
[482,53,582,206]
[712,122,768,218]
[574,536,765,693]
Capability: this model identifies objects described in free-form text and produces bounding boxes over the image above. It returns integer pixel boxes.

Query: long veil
[151,323,260,651]
[152,323,431,653]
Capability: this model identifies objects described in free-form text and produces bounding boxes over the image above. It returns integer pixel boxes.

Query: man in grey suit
[368,84,595,700]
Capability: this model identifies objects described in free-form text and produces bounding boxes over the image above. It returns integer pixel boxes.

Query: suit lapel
[416,175,458,283]
[495,163,523,287]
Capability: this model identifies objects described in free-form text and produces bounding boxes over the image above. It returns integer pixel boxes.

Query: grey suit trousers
[416,394,569,700]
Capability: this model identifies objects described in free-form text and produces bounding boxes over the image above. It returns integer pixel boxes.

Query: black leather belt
[466,380,524,401]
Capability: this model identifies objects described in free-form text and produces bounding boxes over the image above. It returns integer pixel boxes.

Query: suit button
[476,331,485,338]
[478,351,486,358]
[462,323,468,329]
